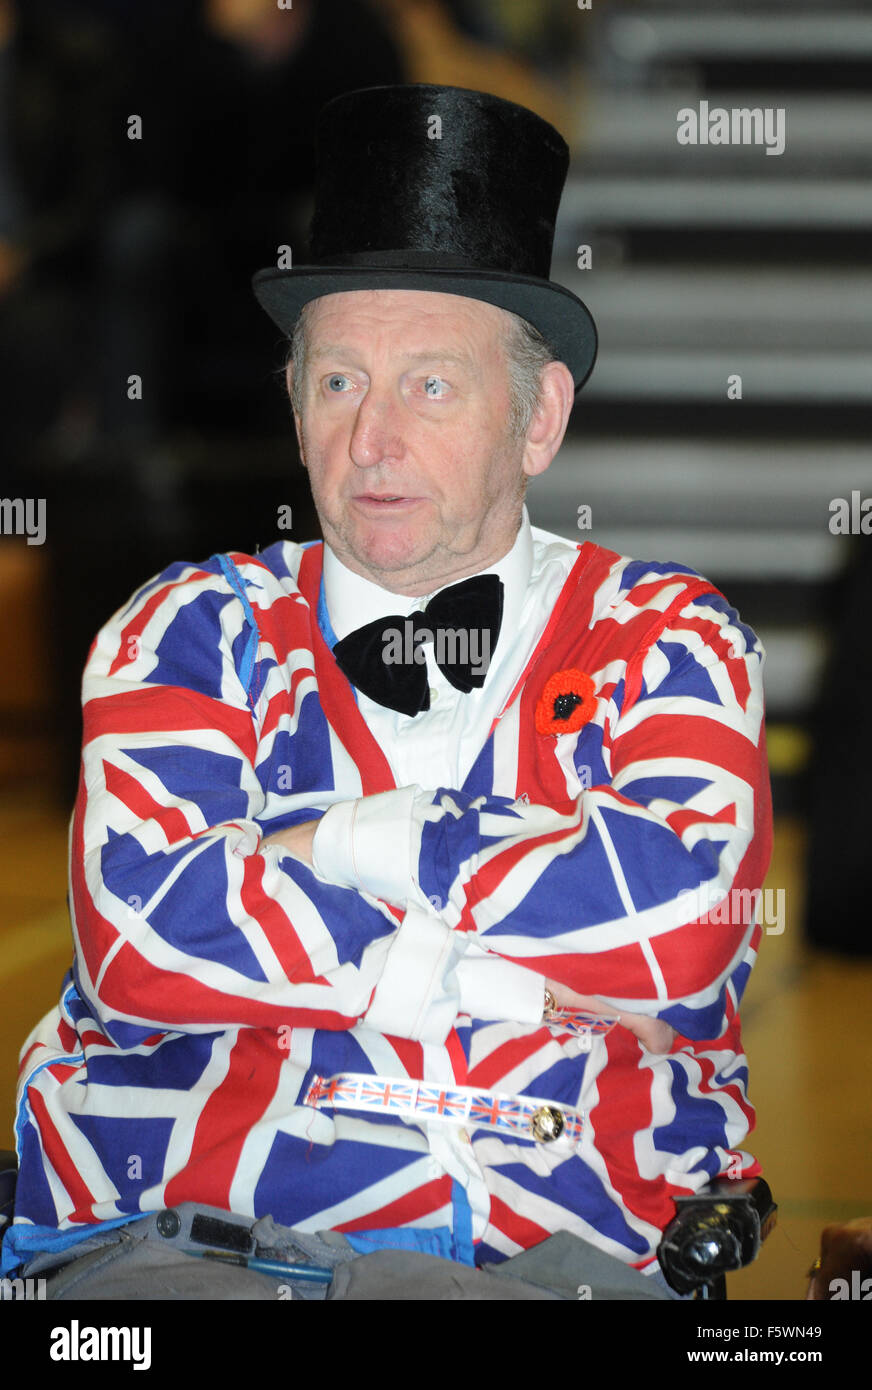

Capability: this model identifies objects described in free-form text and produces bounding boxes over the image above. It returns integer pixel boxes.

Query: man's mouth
[355,494,420,506]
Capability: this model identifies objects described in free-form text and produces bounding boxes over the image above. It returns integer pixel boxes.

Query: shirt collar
[322,508,534,657]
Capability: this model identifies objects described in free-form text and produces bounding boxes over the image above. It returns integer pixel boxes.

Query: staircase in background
[531,0,872,798]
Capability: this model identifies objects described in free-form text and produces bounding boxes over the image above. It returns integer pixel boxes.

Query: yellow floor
[1,790,870,1300]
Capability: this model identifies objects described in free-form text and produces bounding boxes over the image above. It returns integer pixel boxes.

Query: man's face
[290,290,533,596]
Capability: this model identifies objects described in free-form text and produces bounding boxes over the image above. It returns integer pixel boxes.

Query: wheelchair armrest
[657,1176,777,1298]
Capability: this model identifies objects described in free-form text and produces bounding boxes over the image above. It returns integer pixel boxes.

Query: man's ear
[522,361,575,479]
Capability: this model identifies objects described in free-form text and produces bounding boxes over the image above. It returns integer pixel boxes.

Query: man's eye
[326,374,350,392]
[423,375,448,398]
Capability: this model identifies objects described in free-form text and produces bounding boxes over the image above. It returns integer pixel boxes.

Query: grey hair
[286,301,555,436]
[287,301,312,416]
[501,311,556,438]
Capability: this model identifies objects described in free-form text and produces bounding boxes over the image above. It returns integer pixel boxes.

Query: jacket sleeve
[312,584,772,1041]
[69,556,400,1045]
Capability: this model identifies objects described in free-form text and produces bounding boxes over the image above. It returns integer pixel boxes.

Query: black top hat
[252,84,597,393]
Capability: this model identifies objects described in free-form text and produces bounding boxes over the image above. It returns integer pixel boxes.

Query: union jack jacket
[11,533,772,1272]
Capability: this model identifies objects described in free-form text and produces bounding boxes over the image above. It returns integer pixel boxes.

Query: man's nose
[348,386,406,468]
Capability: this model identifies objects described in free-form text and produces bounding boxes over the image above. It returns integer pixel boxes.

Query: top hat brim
[251,265,598,395]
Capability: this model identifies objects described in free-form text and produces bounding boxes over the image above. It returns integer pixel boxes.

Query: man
[7,85,771,1300]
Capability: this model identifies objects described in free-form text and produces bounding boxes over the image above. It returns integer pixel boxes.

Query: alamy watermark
[828,1271,872,1299]
[677,101,786,156]
[50,1320,152,1369]
[677,882,785,935]
[828,491,872,534]
[1,1275,47,1299]
[0,497,46,545]
[381,620,491,678]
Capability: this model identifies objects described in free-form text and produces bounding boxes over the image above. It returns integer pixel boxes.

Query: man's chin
[348,544,436,589]
[333,516,442,585]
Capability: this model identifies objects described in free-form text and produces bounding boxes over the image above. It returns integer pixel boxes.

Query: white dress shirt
[311,506,583,1033]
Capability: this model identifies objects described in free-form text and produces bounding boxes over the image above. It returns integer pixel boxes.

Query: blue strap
[345,1226,455,1260]
[317,571,359,706]
[451,1179,476,1266]
[1,1213,148,1277]
[217,553,261,710]
[316,572,339,653]
[343,1182,476,1267]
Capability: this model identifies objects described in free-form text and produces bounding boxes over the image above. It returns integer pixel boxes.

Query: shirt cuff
[311,788,420,906]
[455,950,545,1024]
[362,906,461,1044]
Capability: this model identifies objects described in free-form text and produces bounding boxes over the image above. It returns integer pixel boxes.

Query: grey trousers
[21,1202,686,1301]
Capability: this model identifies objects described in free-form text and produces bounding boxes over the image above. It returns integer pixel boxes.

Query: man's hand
[261,819,319,866]
[545,978,677,1054]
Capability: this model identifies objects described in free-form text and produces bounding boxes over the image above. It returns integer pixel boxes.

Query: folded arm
[309,587,772,1044]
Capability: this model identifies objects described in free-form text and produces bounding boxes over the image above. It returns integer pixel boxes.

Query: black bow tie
[332,574,504,716]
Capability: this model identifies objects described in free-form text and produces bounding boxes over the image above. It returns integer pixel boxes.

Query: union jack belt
[302,1073,584,1144]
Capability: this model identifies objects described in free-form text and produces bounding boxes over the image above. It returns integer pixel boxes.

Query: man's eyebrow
[400,350,476,367]
[308,345,477,368]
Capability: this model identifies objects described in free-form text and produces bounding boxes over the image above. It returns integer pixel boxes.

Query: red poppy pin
[535,668,597,736]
